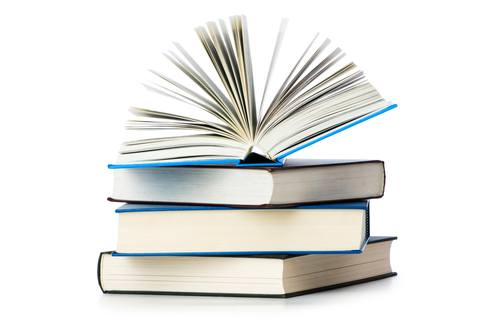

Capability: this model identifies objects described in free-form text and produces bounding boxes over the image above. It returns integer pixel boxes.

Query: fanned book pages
[112,15,397,168]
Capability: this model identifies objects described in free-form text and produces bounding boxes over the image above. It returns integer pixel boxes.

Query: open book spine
[239,103,397,167]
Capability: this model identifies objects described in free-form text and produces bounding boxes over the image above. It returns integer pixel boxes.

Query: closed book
[98,236,396,298]
[109,159,385,207]
[113,200,370,256]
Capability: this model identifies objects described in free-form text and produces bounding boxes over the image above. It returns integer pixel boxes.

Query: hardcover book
[109,159,385,207]
[98,236,396,298]
[113,201,370,256]
[112,15,396,168]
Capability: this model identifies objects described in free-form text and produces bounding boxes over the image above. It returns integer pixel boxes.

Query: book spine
[97,251,113,293]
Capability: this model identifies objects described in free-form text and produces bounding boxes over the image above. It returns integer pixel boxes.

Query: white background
[2,1,499,331]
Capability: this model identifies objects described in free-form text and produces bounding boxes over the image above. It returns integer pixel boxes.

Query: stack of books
[97,15,398,298]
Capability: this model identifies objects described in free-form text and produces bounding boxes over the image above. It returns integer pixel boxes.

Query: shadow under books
[98,276,396,312]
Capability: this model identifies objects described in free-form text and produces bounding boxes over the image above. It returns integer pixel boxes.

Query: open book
[113,15,397,168]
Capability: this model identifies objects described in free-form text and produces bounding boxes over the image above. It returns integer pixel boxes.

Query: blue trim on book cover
[110,238,369,257]
[108,158,240,169]
[276,103,398,162]
[107,104,397,169]
[115,200,369,213]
